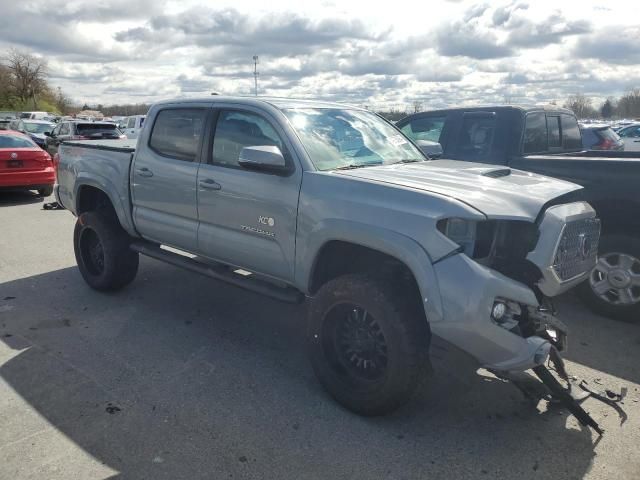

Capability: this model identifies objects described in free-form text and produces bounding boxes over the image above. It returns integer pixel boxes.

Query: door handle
[136,167,154,178]
[199,178,222,190]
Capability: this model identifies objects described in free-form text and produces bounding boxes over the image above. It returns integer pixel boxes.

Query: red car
[0,130,55,196]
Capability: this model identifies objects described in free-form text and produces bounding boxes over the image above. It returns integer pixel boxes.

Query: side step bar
[130,241,305,304]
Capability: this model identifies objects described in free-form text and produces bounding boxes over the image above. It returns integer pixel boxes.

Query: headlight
[437,218,478,256]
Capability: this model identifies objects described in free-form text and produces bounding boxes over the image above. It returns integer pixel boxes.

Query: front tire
[307,274,429,416]
[74,211,139,291]
[578,234,640,323]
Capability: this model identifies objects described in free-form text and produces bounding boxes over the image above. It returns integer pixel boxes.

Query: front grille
[552,218,600,281]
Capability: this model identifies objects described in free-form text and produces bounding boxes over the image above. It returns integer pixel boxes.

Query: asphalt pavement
[1,190,639,480]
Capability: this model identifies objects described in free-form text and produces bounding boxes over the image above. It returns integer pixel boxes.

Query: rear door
[196,107,302,281]
[131,106,208,251]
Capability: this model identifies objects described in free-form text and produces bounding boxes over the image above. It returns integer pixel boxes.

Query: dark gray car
[45,121,124,156]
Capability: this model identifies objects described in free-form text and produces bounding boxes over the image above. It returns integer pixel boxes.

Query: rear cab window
[149,108,207,162]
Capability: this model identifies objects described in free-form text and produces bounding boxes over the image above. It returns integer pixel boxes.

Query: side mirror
[239,145,288,173]
[44,131,51,137]
[416,140,443,159]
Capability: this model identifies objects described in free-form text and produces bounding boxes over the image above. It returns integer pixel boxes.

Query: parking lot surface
[1,191,639,480]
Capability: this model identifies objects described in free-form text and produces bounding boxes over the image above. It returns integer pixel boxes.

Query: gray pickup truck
[55,97,601,421]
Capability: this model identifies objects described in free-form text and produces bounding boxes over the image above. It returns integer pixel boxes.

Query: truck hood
[336,159,583,221]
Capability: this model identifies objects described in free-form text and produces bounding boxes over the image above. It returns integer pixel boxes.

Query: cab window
[452,114,495,160]
[561,114,582,150]
[547,116,561,148]
[212,111,285,168]
[148,108,206,161]
[523,112,547,153]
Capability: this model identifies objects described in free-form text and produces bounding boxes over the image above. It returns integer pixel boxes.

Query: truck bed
[56,139,138,236]
[63,139,137,153]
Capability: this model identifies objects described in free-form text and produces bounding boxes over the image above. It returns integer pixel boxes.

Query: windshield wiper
[389,159,425,165]
[332,163,380,170]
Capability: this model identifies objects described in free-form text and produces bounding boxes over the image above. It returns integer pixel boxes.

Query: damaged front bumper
[430,253,624,434]
[430,252,565,373]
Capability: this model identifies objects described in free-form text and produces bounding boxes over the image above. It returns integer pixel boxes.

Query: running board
[130,241,305,304]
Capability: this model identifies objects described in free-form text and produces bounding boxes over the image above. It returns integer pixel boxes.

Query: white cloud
[1,0,638,110]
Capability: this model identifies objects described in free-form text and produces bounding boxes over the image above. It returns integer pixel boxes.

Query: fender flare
[296,219,444,323]
[74,174,137,237]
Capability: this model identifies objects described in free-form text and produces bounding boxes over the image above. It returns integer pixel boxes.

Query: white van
[20,111,49,120]
[123,115,146,139]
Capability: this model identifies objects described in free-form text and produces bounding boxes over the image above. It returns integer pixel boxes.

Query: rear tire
[37,186,54,197]
[307,274,429,416]
[578,234,640,323]
[74,211,139,291]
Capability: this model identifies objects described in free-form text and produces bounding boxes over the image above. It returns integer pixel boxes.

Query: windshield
[284,108,424,170]
[23,122,54,134]
[76,124,120,136]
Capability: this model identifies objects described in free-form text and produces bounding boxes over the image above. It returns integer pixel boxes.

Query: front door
[131,106,208,252]
[196,108,302,282]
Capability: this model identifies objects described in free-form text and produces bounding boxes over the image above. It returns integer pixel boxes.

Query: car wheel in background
[578,234,640,323]
[37,186,54,197]
[307,273,430,415]
[73,211,139,291]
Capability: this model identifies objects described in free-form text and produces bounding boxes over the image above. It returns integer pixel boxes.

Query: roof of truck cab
[152,96,364,111]
[413,105,575,116]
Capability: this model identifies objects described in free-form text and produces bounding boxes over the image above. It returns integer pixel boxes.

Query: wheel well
[309,241,422,304]
[77,186,116,217]
[591,198,640,236]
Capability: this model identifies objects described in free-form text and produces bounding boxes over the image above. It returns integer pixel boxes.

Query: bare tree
[617,88,640,118]
[563,93,596,119]
[3,49,48,109]
[412,100,423,114]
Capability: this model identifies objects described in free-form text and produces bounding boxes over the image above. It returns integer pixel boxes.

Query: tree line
[560,90,640,119]
[0,49,71,114]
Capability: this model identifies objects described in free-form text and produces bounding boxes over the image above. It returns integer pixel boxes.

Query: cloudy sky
[1,0,638,109]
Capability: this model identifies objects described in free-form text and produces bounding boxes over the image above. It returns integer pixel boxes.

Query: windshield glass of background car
[76,124,118,135]
[23,122,54,134]
[284,108,423,170]
[0,134,37,148]
[400,116,446,143]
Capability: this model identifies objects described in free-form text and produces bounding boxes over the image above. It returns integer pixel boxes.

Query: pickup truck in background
[121,114,146,139]
[397,106,640,322]
[55,97,601,426]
